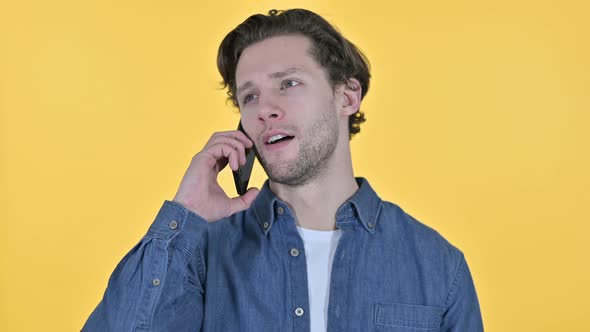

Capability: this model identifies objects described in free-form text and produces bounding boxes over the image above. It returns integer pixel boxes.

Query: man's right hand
[172,130,260,222]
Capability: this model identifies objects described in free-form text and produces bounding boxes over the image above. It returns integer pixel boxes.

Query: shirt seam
[443,252,465,309]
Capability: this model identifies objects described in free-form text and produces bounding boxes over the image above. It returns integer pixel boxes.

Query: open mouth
[266,134,295,145]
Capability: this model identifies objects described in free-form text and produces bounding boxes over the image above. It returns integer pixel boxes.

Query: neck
[269,143,358,231]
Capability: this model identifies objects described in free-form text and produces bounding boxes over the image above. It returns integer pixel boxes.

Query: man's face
[235,34,343,185]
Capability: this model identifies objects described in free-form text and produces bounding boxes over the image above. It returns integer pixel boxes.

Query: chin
[265,164,318,187]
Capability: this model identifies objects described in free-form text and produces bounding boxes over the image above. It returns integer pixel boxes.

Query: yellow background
[1,0,588,331]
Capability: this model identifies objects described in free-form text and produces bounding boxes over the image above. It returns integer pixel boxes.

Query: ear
[335,78,362,117]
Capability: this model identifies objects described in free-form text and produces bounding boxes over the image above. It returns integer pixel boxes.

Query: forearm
[82,201,208,332]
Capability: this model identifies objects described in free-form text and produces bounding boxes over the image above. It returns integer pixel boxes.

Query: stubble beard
[258,105,339,186]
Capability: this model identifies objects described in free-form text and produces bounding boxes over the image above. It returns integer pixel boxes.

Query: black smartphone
[233,122,256,195]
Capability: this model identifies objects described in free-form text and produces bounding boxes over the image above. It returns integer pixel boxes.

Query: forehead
[235,34,324,86]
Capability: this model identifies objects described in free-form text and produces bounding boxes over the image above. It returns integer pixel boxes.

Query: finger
[208,135,247,165]
[229,187,260,214]
[221,144,239,171]
[212,130,253,148]
[205,143,240,172]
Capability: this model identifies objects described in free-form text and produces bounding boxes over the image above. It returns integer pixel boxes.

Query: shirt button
[367,222,374,229]
[277,206,285,215]
[152,278,161,286]
[295,307,304,316]
[169,220,178,230]
[263,221,270,229]
[290,248,299,257]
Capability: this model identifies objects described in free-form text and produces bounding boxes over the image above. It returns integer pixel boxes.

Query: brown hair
[217,8,371,139]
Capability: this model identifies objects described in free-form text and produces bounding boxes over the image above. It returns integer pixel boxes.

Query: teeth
[267,134,286,144]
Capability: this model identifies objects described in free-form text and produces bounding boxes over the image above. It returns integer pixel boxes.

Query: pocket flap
[375,302,443,329]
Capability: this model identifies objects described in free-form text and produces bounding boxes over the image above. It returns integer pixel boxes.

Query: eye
[242,94,258,105]
[280,80,300,90]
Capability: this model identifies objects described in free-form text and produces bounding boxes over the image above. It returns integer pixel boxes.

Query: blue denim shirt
[83,178,483,331]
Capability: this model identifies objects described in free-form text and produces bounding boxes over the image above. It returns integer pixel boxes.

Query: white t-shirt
[296,226,343,332]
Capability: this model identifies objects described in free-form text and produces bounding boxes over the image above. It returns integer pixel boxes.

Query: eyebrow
[236,67,305,97]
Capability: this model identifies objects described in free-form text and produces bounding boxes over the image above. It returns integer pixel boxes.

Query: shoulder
[378,200,464,268]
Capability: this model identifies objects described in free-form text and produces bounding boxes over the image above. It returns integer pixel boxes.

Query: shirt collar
[252,177,383,235]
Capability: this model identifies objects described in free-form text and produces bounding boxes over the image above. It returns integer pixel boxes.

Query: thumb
[229,187,260,214]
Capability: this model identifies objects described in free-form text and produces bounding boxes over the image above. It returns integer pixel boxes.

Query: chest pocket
[374,302,443,332]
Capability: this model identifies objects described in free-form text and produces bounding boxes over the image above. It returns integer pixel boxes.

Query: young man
[83,9,483,331]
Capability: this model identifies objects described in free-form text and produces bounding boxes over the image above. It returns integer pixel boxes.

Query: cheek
[240,111,258,137]
[286,90,326,113]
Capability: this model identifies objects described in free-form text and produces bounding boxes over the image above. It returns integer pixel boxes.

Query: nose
[257,93,284,122]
